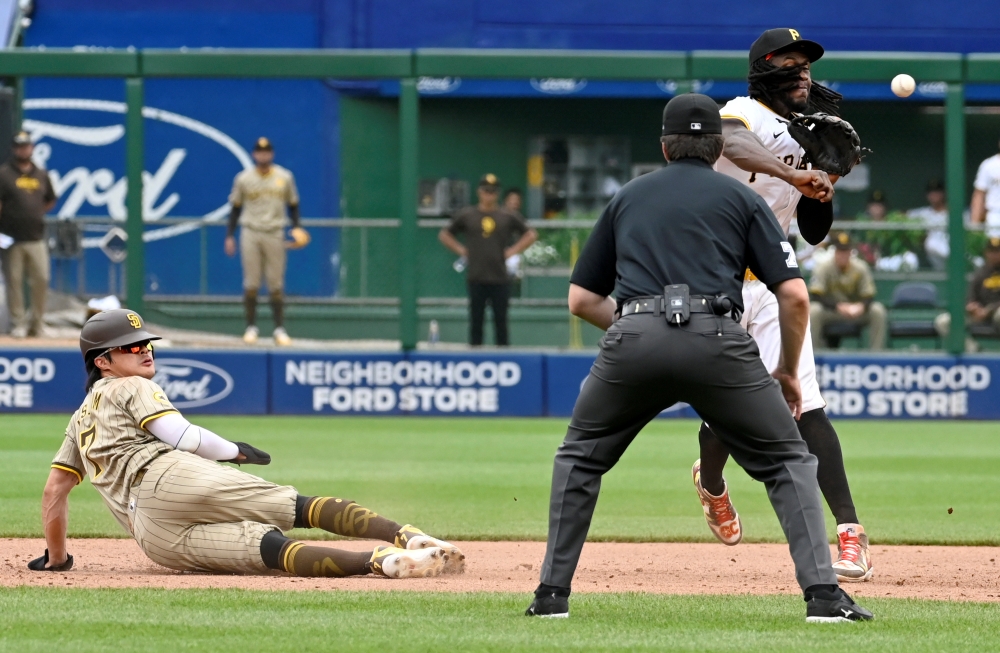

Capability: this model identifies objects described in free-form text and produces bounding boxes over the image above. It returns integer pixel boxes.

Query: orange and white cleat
[833,523,873,582]
[692,459,742,546]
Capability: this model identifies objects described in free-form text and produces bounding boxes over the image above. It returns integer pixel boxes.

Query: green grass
[2,415,999,544]
[1,588,998,652]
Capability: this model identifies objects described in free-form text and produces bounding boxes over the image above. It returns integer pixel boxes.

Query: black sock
[797,409,859,525]
[535,583,571,598]
[243,290,258,327]
[804,584,843,602]
[270,291,284,329]
[260,529,287,570]
[697,422,730,496]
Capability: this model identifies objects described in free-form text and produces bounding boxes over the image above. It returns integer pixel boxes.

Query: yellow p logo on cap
[789,29,800,40]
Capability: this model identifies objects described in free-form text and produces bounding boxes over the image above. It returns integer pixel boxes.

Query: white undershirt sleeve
[145,412,240,461]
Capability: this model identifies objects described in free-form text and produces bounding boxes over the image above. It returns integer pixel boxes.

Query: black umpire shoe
[525,590,569,618]
[805,588,874,623]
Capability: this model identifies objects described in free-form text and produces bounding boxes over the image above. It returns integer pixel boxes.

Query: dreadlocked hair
[748,57,843,116]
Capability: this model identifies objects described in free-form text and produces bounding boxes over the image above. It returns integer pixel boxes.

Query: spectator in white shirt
[907,179,949,270]
[972,139,1000,237]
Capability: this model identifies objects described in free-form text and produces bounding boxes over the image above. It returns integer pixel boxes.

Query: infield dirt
[2,538,998,601]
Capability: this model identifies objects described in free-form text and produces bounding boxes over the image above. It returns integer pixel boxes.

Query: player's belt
[744,268,758,282]
[620,296,717,317]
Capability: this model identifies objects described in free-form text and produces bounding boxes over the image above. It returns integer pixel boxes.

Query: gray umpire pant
[539,312,838,592]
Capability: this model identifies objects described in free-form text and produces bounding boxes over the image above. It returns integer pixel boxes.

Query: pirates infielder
[692,28,872,582]
[31,309,464,578]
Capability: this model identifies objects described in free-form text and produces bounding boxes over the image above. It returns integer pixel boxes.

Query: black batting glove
[28,549,74,572]
[224,442,271,465]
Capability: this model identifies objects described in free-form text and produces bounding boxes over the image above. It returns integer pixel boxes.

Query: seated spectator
[809,232,887,350]
[935,236,1000,346]
[907,179,949,270]
[856,190,921,272]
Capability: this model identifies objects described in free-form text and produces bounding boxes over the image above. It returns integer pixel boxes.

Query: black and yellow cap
[12,130,31,145]
[926,179,945,192]
[253,137,273,152]
[832,231,853,251]
[479,173,500,189]
[986,237,1000,252]
[749,28,824,65]
[869,190,886,204]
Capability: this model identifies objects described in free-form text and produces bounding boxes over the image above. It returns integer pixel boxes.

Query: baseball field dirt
[3,538,997,601]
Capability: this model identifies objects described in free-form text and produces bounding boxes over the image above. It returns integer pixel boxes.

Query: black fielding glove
[788,113,869,177]
[28,549,74,572]
[225,442,271,465]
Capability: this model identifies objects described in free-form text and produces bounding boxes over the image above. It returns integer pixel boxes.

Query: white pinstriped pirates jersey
[715,96,810,235]
[52,376,179,532]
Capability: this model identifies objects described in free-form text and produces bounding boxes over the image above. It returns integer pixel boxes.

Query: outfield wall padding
[2,348,999,419]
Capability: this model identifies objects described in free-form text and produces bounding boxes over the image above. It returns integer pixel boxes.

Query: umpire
[525,95,873,623]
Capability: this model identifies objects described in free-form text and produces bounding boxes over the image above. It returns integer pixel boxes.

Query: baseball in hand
[891,74,916,98]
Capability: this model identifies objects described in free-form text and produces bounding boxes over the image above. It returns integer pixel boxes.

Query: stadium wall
[2,347,998,420]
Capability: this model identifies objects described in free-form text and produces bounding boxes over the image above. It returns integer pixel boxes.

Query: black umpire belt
[620,295,739,320]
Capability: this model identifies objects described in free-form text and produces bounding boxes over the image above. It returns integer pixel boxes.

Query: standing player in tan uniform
[30,309,464,578]
[225,137,309,347]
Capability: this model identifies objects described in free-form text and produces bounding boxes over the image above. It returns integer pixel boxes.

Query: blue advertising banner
[150,350,269,415]
[0,348,268,415]
[271,352,544,416]
[0,349,86,412]
[814,354,1000,420]
[543,351,699,419]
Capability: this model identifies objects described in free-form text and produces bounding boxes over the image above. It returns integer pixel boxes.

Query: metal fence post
[399,78,419,350]
[945,82,966,355]
[125,76,145,313]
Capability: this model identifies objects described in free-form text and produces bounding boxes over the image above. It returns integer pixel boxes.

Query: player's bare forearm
[722,122,832,201]
[41,468,77,565]
[773,278,810,375]
[506,229,538,258]
[971,190,986,224]
[438,229,467,257]
[568,283,616,330]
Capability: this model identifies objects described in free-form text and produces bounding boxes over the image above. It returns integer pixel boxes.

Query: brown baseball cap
[832,232,854,251]
[12,130,31,145]
[79,309,161,360]
[479,173,500,190]
[985,237,1000,252]
[253,137,273,152]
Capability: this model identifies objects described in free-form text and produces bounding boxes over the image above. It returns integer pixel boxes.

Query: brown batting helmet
[79,309,161,360]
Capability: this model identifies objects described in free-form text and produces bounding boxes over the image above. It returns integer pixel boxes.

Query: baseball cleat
[692,459,742,546]
[243,325,259,344]
[395,524,466,574]
[273,327,291,346]
[833,523,873,582]
[525,592,569,618]
[805,589,874,623]
[367,545,448,579]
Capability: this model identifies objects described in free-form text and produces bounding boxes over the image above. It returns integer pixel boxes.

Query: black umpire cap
[79,309,161,360]
[662,94,722,136]
[749,28,824,65]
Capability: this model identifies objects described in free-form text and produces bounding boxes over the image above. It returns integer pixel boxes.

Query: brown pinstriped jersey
[229,164,299,232]
[52,376,179,532]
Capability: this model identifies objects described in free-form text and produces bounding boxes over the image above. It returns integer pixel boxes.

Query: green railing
[2,47,998,351]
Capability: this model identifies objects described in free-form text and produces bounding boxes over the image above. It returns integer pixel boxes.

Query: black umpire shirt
[570,158,801,312]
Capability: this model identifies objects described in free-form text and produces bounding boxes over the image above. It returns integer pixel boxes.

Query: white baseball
[891,73,916,98]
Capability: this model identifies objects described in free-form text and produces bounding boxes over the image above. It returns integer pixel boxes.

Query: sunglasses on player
[100,340,154,358]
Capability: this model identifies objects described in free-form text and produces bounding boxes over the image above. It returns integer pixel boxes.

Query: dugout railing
[0,48,987,351]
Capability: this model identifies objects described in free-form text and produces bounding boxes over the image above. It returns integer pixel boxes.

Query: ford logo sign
[22,98,252,248]
[530,78,587,95]
[152,358,235,409]
[417,77,461,94]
